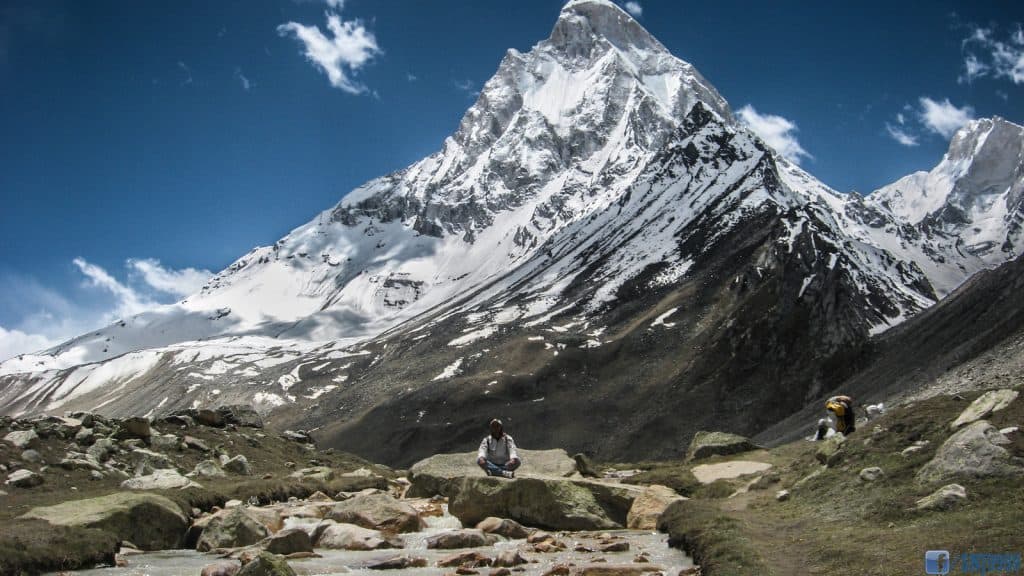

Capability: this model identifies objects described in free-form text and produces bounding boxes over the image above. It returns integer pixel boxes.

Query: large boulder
[130,448,176,476]
[236,552,296,576]
[325,493,425,533]
[88,437,118,462]
[218,405,264,428]
[192,459,228,479]
[21,492,188,549]
[950,389,1019,430]
[315,521,403,550]
[626,485,686,530]
[114,417,152,440]
[687,431,761,462]
[122,469,201,490]
[197,508,272,552]
[916,421,1024,485]
[448,477,637,531]
[408,449,578,498]
[4,429,40,450]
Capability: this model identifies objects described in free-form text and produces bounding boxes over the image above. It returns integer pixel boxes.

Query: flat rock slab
[409,449,578,498]
[21,492,188,550]
[686,431,761,461]
[950,389,1019,430]
[448,476,640,531]
[916,420,1024,485]
[691,461,772,484]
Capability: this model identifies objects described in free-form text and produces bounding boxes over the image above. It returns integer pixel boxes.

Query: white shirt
[478,433,518,465]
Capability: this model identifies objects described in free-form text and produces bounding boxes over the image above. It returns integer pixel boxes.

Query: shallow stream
[63,506,693,576]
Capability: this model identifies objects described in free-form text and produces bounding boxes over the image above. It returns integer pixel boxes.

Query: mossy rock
[20,492,188,550]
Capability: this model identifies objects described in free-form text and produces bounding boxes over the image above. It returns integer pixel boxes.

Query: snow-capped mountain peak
[870,116,1024,266]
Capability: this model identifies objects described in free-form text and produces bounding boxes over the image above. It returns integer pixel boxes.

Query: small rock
[775,489,790,502]
[195,409,226,428]
[75,427,96,445]
[6,469,43,488]
[916,484,967,511]
[88,438,118,462]
[815,434,845,466]
[202,560,242,576]
[541,565,571,576]
[491,569,512,576]
[316,522,402,550]
[21,449,43,464]
[599,541,629,553]
[426,529,499,549]
[476,517,529,539]
[261,529,313,556]
[121,469,200,490]
[368,556,428,570]
[225,499,244,508]
[184,436,210,452]
[224,455,253,476]
[307,491,334,502]
[438,551,492,568]
[236,551,296,576]
[90,470,104,481]
[192,459,227,479]
[493,551,527,568]
[858,467,884,482]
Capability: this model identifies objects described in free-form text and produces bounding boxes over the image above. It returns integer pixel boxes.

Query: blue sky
[1,0,1022,359]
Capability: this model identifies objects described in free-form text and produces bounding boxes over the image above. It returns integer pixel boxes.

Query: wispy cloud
[885,123,919,147]
[177,61,193,86]
[127,258,211,299]
[623,1,643,17]
[737,104,812,165]
[277,5,381,94]
[453,78,479,98]
[235,67,253,91]
[918,97,974,138]
[406,72,417,82]
[960,24,1024,84]
[0,258,211,361]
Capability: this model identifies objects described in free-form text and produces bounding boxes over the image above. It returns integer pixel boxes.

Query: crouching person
[477,418,521,478]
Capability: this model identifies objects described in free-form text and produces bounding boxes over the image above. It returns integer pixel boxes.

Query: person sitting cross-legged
[476,418,521,478]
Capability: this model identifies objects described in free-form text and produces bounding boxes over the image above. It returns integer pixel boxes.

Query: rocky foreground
[1,385,1023,575]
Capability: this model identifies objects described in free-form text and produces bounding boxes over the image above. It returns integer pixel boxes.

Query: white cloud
[278,8,381,94]
[918,97,974,138]
[73,257,155,319]
[736,104,812,165]
[453,78,480,98]
[127,258,211,298]
[0,325,58,362]
[0,257,212,362]
[235,67,252,91]
[177,61,193,86]
[961,24,1024,85]
[885,123,919,147]
[406,72,417,82]
[623,1,643,17]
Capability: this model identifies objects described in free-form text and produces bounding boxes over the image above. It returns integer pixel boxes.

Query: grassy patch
[658,499,772,576]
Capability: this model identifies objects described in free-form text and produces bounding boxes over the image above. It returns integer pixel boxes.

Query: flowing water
[63,506,693,576]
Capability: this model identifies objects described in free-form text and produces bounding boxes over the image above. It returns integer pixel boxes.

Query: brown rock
[438,552,492,568]
[368,556,429,570]
[541,565,571,576]
[578,564,664,576]
[476,517,530,539]
[202,560,242,576]
[456,568,479,575]
[492,551,528,568]
[599,541,630,553]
